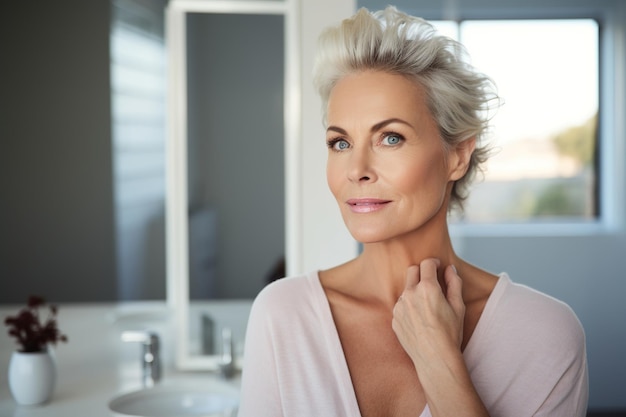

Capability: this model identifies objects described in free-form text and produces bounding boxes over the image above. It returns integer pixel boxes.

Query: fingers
[444,265,465,318]
[403,259,460,302]
[404,265,420,291]
[403,258,442,292]
[416,258,442,294]
[395,261,467,359]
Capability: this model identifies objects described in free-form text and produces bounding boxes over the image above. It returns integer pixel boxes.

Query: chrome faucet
[122,330,161,387]
[219,327,235,379]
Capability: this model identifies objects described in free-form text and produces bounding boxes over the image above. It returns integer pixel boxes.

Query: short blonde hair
[313,6,499,212]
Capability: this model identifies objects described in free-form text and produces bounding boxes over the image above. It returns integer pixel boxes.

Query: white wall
[299,0,359,273]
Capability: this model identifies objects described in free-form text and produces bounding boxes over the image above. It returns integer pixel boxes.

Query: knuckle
[420,258,437,269]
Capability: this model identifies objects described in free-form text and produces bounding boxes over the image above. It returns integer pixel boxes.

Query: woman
[238,7,588,417]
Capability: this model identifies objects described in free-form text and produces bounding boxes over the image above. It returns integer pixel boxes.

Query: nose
[347,146,376,183]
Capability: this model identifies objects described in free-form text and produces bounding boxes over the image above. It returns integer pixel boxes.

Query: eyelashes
[382,132,404,145]
[326,138,349,151]
[326,131,406,152]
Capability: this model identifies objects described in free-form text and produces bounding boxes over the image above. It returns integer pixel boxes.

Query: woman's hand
[391,258,465,369]
[392,259,489,417]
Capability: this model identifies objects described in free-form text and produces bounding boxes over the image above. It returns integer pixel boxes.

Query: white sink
[108,385,239,417]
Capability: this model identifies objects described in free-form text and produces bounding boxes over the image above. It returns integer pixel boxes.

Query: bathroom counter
[0,363,134,417]
[0,302,242,417]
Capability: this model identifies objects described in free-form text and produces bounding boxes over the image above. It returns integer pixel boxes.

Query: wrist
[412,344,472,390]
[414,352,488,417]
[411,339,464,374]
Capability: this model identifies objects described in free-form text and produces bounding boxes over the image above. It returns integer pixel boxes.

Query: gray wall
[0,1,117,303]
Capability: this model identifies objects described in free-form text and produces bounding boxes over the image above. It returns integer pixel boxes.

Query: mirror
[166,0,300,369]
[186,11,285,300]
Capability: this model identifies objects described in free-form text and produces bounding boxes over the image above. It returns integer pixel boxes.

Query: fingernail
[451,265,458,274]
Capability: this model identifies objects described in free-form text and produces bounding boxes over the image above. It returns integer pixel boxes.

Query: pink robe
[238,271,588,416]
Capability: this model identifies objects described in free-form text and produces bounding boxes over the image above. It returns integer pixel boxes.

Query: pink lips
[346,198,391,213]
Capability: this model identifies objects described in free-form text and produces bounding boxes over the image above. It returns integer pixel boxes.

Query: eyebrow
[326,118,412,135]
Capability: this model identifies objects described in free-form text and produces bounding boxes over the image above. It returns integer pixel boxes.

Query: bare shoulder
[318,260,360,298]
[459,262,499,304]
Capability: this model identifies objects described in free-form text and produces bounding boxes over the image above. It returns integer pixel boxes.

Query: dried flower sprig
[4,296,68,353]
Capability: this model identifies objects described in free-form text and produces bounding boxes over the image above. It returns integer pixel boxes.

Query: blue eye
[327,138,350,151]
[337,140,349,150]
[382,133,403,146]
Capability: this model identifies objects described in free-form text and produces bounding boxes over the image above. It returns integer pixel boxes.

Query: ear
[448,137,476,181]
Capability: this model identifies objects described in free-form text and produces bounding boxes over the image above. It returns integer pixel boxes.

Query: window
[433,19,599,224]
[110,0,168,299]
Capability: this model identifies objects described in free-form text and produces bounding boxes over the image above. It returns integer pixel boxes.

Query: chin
[346,226,396,244]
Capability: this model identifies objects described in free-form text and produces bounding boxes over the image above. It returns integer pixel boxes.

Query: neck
[353,213,461,307]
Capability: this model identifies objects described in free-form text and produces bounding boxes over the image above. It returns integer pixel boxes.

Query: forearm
[414,346,489,417]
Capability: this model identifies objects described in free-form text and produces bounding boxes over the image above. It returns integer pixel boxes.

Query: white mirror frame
[165,0,301,370]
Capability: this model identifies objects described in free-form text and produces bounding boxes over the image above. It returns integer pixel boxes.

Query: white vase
[8,350,57,406]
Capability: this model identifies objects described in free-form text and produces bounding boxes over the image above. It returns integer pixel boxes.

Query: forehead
[327,71,430,123]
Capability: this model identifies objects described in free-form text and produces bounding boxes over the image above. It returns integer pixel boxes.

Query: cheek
[326,160,342,198]
[391,155,448,196]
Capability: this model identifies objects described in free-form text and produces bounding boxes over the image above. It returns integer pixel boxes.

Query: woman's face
[325,70,471,243]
